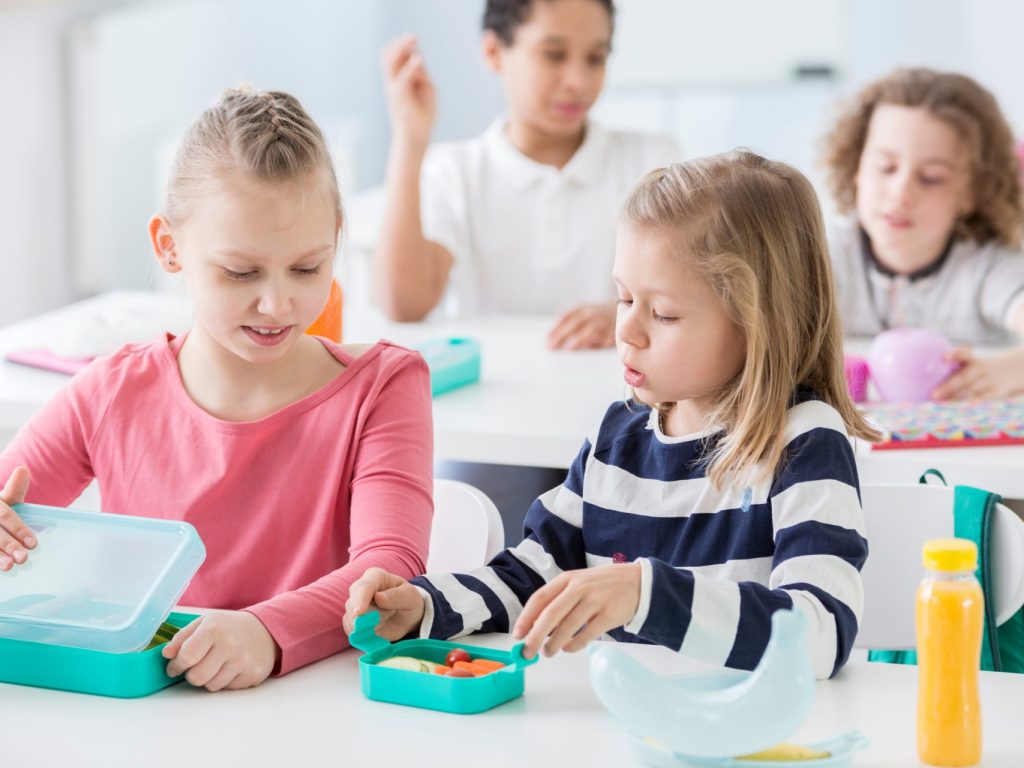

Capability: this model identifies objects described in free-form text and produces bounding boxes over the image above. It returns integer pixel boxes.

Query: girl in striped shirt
[345,150,879,678]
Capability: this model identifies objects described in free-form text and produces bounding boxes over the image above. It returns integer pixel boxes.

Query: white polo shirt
[420,118,680,316]
[828,216,1024,345]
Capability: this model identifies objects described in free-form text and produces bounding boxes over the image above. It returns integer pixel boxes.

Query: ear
[148,214,182,273]
[481,29,504,74]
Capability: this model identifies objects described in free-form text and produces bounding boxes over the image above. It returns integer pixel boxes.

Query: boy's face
[613,222,746,415]
[855,104,973,274]
[486,0,611,138]
[163,170,338,366]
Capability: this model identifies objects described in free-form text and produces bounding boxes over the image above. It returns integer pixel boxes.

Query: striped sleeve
[626,400,867,679]
[411,436,595,640]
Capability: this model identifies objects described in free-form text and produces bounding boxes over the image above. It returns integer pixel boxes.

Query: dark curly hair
[483,0,615,45]
[821,68,1024,247]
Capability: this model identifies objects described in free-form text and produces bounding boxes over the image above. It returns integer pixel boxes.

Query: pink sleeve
[245,353,434,674]
[0,368,102,506]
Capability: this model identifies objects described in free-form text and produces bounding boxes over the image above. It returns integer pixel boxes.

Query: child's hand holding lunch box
[343,567,426,639]
[0,467,37,571]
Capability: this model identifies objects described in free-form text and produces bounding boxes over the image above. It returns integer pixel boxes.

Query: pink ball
[868,328,956,402]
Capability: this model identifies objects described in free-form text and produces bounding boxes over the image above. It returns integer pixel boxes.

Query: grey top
[828,217,1024,345]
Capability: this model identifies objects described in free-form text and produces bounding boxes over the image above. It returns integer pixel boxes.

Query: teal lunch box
[349,610,538,714]
[415,337,481,396]
[0,503,206,697]
[0,611,199,698]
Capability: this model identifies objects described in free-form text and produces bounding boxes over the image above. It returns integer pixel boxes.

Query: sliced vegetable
[470,658,505,672]
[144,621,181,651]
[444,667,475,678]
[377,656,445,674]
[736,743,831,761]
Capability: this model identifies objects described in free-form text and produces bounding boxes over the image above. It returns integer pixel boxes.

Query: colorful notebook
[5,349,95,376]
[864,397,1024,450]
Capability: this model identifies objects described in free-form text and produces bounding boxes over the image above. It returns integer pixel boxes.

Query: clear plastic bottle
[916,538,983,767]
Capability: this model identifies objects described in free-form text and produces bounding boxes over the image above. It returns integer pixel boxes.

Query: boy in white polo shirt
[373,0,679,350]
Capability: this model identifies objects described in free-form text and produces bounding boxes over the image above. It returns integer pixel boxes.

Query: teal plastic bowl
[0,611,199,698]
[350,610,538,714]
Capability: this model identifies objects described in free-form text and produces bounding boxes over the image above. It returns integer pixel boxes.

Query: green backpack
[868,472,1024,673]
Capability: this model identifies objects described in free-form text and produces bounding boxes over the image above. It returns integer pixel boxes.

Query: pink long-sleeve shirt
[0,333,434,674]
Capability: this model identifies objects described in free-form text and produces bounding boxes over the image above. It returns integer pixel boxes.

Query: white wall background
[3,0,1024,325]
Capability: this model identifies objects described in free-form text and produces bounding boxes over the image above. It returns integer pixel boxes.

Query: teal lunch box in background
[0,503,206,696]
[414,337,482,396]
[0,611,199,697]
[349,610,539,714]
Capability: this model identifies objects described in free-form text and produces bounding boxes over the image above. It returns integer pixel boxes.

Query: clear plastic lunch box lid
[0,503,205,653]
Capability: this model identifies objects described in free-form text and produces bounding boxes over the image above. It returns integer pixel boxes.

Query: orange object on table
[917,539,983,767]
[305,278,343,342]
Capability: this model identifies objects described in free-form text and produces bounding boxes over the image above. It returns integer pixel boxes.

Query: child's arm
[401,437,598,642]
[372,35,453,322]
[934,255,1024,399]
[624,405,867,679]
[243,353,434,675]
[0,368,99,512]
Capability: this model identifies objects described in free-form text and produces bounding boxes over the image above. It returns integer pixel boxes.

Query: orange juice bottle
[916,538,983,766]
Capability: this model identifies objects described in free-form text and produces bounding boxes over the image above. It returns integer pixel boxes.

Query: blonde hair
[622,150,880,490]
[822,68,1023,247]
[164,85,342,224]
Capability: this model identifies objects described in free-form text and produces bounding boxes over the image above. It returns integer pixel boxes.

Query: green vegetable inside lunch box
[349,610,538,714]
[0,611,198,698]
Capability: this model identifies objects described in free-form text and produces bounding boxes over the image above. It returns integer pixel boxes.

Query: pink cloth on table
[0,333,434,674]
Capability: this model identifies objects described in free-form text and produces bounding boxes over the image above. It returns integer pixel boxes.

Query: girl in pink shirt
[0,88,434,689]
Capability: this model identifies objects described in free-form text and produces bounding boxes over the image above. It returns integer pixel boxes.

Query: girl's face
[855,104,973,273]
[155,170,338,366]
[613,222,746,416]
[484,0,611,138]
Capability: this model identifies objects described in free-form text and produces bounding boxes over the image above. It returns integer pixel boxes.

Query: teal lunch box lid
[0,611,200,697]
[414,337,481,396]
[349,610,539,714]
[0,504,206,654]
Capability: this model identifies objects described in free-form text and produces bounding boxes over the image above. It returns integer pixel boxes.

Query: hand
[381,34,436,152]
[932,346,1024,400]
[0,467,35,572]
[513,563,641,659]
[163,610,279,692]
[547,302,617,350]
[343,567,425,641]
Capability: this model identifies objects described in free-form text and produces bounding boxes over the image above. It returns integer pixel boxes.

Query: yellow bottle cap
[922,538,977,572]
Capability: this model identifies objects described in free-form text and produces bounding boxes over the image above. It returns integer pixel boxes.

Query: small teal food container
[415,337,481,396]
[0,503,206,696]
[349,610,538,714]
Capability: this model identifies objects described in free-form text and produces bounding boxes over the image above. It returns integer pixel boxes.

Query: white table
[0,636,1020,767]
[3,291,1024,496]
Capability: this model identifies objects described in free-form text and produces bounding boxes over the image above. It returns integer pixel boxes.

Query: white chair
[427,479,505,572]
[856,483,1024,650]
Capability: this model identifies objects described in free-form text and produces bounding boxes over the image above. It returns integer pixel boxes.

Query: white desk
[0,637,1021,767]
[3,291,1024,496]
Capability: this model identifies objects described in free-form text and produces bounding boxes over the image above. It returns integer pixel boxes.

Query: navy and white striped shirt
[412,396,868,678]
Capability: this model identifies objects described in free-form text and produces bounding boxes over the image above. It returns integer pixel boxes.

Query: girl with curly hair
[822,68,1024,399]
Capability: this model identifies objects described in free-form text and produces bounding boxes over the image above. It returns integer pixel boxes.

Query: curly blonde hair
[821,68,1023,247]
[622,150,880,490]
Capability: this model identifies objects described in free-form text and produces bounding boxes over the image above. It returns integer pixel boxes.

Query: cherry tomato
[444,648,472,667]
